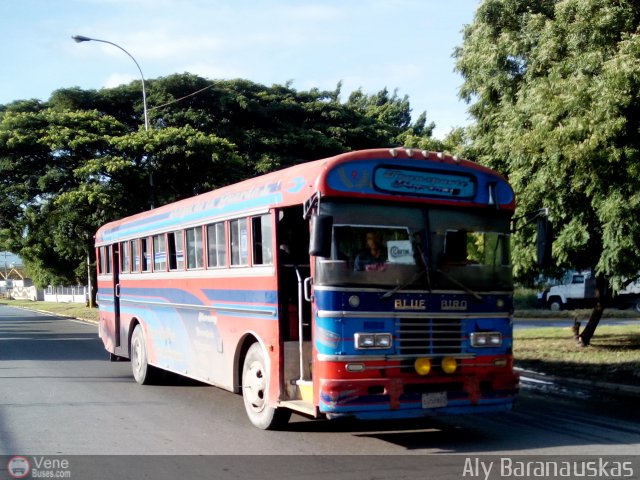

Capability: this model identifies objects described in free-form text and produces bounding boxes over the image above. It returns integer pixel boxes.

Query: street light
[72,35,149,131]
[72,34,156,208]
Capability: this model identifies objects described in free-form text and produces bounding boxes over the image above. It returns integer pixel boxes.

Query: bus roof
[95,148,514,245]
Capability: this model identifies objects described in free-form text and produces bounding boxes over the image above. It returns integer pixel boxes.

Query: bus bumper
[318,370,519,420]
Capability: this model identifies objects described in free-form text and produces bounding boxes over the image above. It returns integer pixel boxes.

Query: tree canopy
[0,74,440,287]
[455,0,640,290]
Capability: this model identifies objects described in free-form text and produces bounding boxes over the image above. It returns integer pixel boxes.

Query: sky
[0,0,480,139]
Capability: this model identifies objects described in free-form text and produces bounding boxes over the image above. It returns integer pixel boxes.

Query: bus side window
[168,231,185,271]
[121,241,130,273]
[101,246,112,274]
[207,222,227,268]
[186,227,204,270]
[230,218,249,266]
[97,247,102,275]
[252,214,273,266]
[131,239,140,273]
[140,238,151,272]
[153,234,167,272]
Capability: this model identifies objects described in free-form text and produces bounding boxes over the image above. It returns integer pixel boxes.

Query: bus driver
[355,231,387,271]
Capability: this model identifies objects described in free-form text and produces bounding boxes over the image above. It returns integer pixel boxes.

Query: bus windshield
[315,202,512,291]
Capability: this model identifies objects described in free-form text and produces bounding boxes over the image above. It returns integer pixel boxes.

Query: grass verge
[0,299,98,323]
[514,324,640,386]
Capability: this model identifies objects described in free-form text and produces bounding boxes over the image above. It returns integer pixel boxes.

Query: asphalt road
[1,305,639,477]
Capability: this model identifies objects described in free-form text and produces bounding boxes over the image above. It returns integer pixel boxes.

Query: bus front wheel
[131,324,156,385]
[241,343,291,430]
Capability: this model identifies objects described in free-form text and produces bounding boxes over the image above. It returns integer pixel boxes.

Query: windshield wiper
[380,268,431,299]
[436,268,482,301]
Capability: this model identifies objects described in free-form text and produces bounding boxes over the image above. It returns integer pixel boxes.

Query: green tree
[455,0,640,345]
[0,104,123,287]
[0,75,441,296]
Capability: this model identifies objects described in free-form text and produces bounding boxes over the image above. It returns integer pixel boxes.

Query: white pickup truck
[538,272,596,311]
[537,271,640,312]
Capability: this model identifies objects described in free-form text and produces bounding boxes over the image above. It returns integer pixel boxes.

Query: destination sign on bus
[374,166,476,198]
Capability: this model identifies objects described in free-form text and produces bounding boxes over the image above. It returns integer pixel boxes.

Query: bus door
[112,243,121,349]
[277,207,313,406]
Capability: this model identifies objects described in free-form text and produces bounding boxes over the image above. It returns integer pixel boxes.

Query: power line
[148,84,215,111]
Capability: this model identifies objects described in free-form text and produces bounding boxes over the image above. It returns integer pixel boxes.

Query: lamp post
[72,35,149,131]
[72,34,155,207]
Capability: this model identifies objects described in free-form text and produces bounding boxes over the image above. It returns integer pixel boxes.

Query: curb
[515,367,640,398]
[2,304,99,325]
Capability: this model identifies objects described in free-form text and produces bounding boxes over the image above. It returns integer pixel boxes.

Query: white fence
[44,286,88,304]
[1,279,42,301]
[10,285,42,301]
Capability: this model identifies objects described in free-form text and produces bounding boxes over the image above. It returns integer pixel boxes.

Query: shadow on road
[280,391,640,453]
[0,309,104,361]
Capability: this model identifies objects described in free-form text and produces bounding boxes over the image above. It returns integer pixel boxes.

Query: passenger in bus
[354,231,387,271]
[279,243,297,268]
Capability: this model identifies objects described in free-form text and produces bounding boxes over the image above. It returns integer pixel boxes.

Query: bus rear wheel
[241,343,291,430]
[130,324,156,385]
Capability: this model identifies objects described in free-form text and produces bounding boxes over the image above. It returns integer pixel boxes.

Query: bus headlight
[354,333,392,349]
[470,332,502,347]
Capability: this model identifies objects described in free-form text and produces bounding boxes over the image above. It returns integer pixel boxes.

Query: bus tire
[131,324,156,385]
[242,343,291,430]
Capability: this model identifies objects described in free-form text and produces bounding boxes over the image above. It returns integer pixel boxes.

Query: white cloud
[181,61,249,81]
[103,72,139,88]
[285,4,342,22]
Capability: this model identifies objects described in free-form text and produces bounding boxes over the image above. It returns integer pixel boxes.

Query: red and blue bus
[95,147,519,429]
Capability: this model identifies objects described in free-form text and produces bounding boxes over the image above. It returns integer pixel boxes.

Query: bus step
[279,400,317,417]
[295,379,313,402]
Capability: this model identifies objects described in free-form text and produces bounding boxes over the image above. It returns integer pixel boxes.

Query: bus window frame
[140,237,151,273]
[131,239,140,273]
[251,213,273,267]
[120,240,131,274]
[152,233,167,272]
[100,246,112,275]
[206,221,227,269]
[230,217,249,268]
[186,226,205,270]
[168,230,186,272]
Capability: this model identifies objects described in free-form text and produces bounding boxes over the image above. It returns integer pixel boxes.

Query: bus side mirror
[536,217,553,268]
[309,214,333,258]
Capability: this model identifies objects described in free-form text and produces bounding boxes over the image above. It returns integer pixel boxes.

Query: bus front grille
[396,318,463,356]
